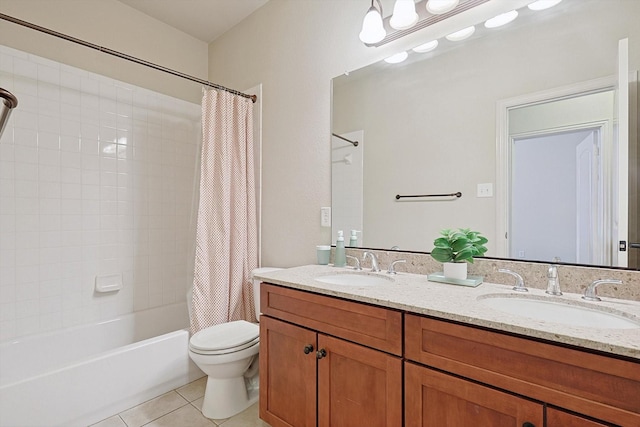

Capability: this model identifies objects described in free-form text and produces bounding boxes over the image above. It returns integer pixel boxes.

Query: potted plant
[430,228,488,280]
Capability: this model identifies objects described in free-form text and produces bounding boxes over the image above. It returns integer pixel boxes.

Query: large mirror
[331,0,639,269]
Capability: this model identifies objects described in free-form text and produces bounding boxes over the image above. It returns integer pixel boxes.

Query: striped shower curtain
[191,89,258,333]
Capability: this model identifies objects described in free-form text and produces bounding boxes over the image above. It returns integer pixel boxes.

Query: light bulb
[412,40,439,53]
[485,10,518,28]
[445,26,475,41]
[384,51,408,64]
[390,0,419,30]
[426,0,459,15]
[359,6,386,44]
[528,0,562,11]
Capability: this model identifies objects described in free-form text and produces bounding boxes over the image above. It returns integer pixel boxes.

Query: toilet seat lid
[190,320,259,352]
[190,336,259,355]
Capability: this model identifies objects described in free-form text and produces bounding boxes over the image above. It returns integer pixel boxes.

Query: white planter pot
[443,262,467,280]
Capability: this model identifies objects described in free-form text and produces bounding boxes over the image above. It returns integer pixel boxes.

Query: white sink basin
[478,295,640,329]
[314,272,393,287]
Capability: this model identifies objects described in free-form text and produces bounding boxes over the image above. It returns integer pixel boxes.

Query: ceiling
[117,0,269,43]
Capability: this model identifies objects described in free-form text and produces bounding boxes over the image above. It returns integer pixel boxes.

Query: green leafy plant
[430,228,488,264]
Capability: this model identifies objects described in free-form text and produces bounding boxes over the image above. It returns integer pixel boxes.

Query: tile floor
[90,377,271,427]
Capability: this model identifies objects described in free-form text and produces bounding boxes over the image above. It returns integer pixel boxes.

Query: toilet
[187,267,281,420]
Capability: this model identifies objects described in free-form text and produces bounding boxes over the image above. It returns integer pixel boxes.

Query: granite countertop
[255,264,640,360]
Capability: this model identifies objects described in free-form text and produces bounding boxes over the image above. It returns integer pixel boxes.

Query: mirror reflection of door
[511,128,603,265]
[503,84,635,267]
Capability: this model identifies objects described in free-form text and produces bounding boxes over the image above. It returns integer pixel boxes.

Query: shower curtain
[191,89,258,333]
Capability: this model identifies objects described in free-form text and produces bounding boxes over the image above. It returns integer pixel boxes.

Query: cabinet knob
[316,349,327,359]
[303,344,314,354]
[522,423,535,427]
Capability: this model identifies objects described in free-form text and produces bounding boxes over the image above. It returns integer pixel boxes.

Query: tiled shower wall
[0,45,201,342]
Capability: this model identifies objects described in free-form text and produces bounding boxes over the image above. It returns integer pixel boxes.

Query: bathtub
[0,303,203,427]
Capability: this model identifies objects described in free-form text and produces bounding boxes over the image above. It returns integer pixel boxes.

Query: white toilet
[187,267,281,420]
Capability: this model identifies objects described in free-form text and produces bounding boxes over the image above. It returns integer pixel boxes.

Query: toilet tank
[252,267,282,319]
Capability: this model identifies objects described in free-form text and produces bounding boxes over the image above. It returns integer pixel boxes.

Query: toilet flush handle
[303,344,314,354]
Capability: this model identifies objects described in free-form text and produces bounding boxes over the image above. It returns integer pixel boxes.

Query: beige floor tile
[119,391,189,427]
[193,399,229,425]
[144,404,216,427]
[218,403,270,427]
[176,376,207,402]
[191,397,205,412]
[89,415,127,427]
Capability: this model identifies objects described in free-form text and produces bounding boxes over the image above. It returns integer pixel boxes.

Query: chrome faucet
[546,261,562,296]
[582,279,623,302]
[362,251,380,272]
[387,259,406,274]
[498,268,528,292]
[346,255,362,270]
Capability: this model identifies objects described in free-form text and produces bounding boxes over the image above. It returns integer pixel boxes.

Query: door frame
[495,76,616,259]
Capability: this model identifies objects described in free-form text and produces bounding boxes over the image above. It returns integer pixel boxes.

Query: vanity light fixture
[412,39,439,53]
[359,0,386,44]
[527,0,562,11]
[425,0,460,15]
[390,0,419,30]
[384,51,409,64]
[445,25,475,41]
[360,0,490,47]
[484,10,518,28]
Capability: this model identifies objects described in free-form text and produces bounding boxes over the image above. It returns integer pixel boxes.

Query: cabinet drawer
[261,283,402,355]
[405,314,640,426]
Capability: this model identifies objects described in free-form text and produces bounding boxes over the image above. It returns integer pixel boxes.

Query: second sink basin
[314,272,393,287]
[478,294,640,329]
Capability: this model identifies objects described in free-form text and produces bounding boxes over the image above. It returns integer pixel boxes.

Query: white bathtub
[0,303,203,427]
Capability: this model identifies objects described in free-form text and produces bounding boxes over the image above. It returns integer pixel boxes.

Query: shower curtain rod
[0,13,257,103]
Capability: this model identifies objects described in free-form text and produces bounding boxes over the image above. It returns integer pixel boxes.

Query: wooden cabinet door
[260,317,317,427]
[405,362,543,427]
[317,334,402,427]
[547,407,612,427]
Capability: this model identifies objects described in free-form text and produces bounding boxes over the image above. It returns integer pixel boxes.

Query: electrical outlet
[477,183,493,198]
[320,207,331,227]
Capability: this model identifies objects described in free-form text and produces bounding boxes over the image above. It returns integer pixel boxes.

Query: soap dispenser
[349,230,360,247]
[334,230,346,267]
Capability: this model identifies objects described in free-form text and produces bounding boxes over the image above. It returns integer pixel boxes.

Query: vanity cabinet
[259,284,403,427]
[258,280,639,427]
[405,314,640,427]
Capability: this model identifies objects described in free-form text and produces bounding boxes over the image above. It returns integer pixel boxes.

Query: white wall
[207,0,640,266]
[0,0,208,103]
[0,45,201,342]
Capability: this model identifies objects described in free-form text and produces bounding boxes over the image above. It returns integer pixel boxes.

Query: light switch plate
[477,183,493,198]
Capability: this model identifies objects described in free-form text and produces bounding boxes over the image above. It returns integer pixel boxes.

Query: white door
[613,38,629,267]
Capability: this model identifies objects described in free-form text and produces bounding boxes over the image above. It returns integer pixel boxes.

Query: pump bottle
[334,230,346,267]
[349,230,360,247]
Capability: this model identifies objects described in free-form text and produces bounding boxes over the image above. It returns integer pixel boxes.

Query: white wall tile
[0,45,200,342]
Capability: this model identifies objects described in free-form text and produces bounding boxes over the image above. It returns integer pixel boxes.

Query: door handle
[316,349,327,359]
[630,242,640,249]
